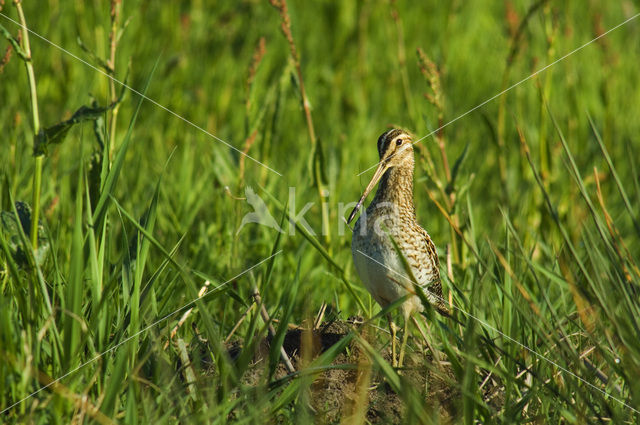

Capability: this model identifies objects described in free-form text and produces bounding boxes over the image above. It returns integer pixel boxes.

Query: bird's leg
[387,314,398,367]
[411,315,446,373]
[397,314,410,368]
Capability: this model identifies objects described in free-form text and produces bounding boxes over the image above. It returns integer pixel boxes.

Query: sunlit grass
[1,1,639,423]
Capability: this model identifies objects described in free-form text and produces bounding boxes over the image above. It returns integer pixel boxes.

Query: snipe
[347,128,448,367]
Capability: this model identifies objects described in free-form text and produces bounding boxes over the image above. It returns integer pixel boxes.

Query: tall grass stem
[14,1,42,249]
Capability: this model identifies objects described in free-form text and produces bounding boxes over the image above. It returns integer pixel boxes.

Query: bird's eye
[396,139,403,146]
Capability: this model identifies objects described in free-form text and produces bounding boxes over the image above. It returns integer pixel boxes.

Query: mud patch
[221,319,465,424]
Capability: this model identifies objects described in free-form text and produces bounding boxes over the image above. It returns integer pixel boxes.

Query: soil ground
[219,319,482,424]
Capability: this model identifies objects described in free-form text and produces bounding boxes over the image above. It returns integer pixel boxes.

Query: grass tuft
[1,1,639,423]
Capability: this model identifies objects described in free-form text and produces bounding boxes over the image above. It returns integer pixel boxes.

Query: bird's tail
[436,301,451,318]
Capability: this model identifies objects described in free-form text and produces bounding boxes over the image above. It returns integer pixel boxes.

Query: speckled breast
[351,207,414,308]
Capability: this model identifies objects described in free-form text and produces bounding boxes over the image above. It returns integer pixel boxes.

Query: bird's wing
[412,227,449,315]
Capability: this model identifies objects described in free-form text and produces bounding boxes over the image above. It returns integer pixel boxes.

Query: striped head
[347,128,414,224]
[376,128,414,167]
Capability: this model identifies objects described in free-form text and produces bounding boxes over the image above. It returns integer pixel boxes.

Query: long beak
[347,160,389,224]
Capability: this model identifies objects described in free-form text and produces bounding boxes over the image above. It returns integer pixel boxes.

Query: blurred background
[1,1,639,423]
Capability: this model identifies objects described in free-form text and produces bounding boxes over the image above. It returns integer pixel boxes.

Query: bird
[347,128,449,367]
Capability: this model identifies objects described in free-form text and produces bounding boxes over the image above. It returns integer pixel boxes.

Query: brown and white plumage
[347,129,448,365]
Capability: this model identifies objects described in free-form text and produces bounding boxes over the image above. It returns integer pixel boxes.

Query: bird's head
[376,128,414,166]
[347,129,414,224]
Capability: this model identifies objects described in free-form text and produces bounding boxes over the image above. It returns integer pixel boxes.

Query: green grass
[1,1,640,423]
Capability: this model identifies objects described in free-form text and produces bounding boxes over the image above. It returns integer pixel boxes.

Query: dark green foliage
[1,1,639,424]
[33,100,119,156]
[0,201,48,267]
